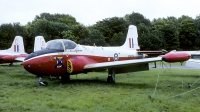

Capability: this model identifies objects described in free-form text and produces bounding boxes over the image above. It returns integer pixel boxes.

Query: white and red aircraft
[22,25,191,85]
[0,36,27,65]
[0,36,46,65]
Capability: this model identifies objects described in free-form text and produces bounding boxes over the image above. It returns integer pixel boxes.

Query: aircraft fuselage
[23,45,145,76]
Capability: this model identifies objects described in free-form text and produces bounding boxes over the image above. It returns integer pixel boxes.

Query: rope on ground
[0,64,10,75]
[168,86,200,99]
[162,62,187,88]
[162,63,200,88]
[192,77,200,86]
[152,61,163,97]
[152,68,161,97]
[162,62,178,77]
[151,62,200,99]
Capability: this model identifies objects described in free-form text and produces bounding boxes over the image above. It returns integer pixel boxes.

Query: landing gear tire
[107,68,115,83]
[39,81,48,86]
[9,63,13,66]
[107,76,115,83]
[61,75,70,83]
[38,77,48,86]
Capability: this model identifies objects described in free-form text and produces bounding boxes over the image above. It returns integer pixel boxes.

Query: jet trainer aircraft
[0,36,46,65]
[22,25,191,85]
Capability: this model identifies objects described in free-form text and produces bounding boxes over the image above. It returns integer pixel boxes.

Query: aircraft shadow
[48,78,155,89]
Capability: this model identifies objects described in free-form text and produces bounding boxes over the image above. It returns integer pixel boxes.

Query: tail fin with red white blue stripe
[121,25,140,50]
[7,36,25,53]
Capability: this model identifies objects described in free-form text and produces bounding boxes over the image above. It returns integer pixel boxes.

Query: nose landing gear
[38,77,48,86]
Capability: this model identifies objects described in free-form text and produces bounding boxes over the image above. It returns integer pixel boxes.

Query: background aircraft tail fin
[121,25,140,50]
[8,36,25,53]
[34,36,46,52]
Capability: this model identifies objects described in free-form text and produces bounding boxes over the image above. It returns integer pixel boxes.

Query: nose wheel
[38,77,48,86]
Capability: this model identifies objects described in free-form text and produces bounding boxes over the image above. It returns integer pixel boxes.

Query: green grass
[0,63,200,112]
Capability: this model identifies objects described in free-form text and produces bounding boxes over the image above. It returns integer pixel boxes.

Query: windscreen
[46,40,64,50]
[62,40,77,50]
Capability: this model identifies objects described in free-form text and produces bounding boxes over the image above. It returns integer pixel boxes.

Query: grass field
[0,63,200,112]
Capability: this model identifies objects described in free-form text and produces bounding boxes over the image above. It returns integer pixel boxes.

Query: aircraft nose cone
[22,59,40,75]
[22,61,31,72]
[22,61,30,69]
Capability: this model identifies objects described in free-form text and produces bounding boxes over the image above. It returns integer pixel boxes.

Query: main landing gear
[107,68,115,83]
[9,63,13,66]
[38,77,48,86]
[61,75,70,82]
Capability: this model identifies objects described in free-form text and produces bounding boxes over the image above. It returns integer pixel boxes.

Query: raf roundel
[114,53,119,61]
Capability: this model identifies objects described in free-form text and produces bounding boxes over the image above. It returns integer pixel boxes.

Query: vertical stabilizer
[121,25,140,50]
[8,36,25,53]
[34,36,46,52]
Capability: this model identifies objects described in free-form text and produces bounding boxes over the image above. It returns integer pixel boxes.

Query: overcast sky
[0,0,200,26]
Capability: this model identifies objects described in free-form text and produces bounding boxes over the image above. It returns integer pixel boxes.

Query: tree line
[1,12,200,53]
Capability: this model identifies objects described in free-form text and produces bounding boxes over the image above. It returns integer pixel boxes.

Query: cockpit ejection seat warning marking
[67,60,73,73]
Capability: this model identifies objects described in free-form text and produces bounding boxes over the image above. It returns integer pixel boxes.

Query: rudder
[8,36,25,53]
[121,25,140,50]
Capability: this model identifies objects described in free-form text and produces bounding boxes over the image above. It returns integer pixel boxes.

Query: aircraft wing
[84,57,162,70]
[15,57,25,62]
[170,50,200,55]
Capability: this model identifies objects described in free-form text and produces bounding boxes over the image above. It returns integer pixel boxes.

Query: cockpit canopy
[24,39,77,61]
[46,39,77,51]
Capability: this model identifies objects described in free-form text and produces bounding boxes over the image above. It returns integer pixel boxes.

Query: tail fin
[7,36,25,53]
[121,25,140,50]
[34,36,46,52]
